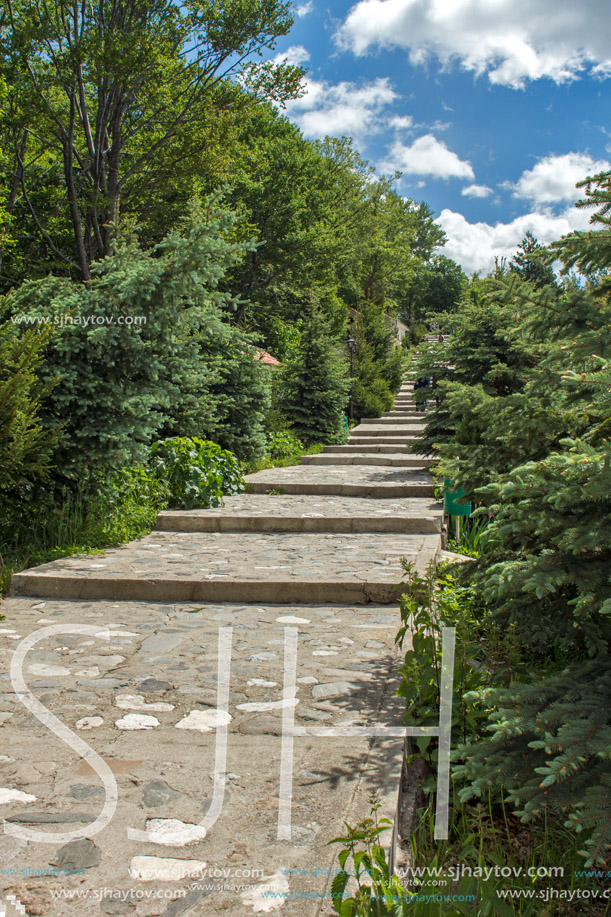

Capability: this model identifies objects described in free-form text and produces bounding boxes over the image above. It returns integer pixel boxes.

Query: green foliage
[328,794,405,917]
[0,465,167,593]
[396,564,495,764]
[149,437,244,509]
[509,233,557,290]
[454,660,611,868]
[5,197,267,476]
[266,430,304,462]
[351,305,402,419]
[402,255,467,324]
[1,0,300,280]
[409,170,611,864]
[276,306,350,445]
[0,315,57,489]
[87,466,168,545]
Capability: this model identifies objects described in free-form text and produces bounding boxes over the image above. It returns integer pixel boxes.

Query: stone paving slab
[299,454,428,468]
[347,437,422,448]
[155,494,442,534]
[351,424,424,435]
[0,598,410,917]
[358,418,423,426]
[10,531,440,605]
[245,464,434,497]
[321,445,430,456]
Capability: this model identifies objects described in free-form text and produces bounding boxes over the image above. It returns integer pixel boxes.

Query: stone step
[247,480,433,497]
[349,435,421,444]
[360,417,424,425]
[155,494,442,534]
[10,531,441,604]
[348,436,420,446]
[323,444,431,457]
[301,453,430,468]
[244,464,433,498]
[353,423,424,432]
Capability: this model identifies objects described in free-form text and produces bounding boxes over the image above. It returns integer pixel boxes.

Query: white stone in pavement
[76,716,104,729]
[0,788,36,804]
[143,818,207,846]
[115,713,160,730]
[241,870,290,913]
[115,694,175,712]
[27,663,71,677]
[174,709,232,732]
[236,699,299,712]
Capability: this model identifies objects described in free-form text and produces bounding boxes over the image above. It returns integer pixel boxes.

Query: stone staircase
[0,378,442,915]
[11,379,441,605]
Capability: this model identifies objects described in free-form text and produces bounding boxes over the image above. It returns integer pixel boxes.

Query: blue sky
[268,0,611,274]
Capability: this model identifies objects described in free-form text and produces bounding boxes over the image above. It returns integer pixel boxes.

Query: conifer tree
[5,196,267,476]
[277,306,349,445]
[510,231,557,289]
[0,315,57,488]
[437,172,611,864]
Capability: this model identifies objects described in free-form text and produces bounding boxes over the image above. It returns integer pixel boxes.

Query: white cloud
[389,115,414,130]
[438,205,594,276]
[272,45,311,67]
[296,1,314,15]
[285,77,397,138]
[380,135,474,180]
[462,184,494,198]
[511,152,610,204]
[336,0,611,88]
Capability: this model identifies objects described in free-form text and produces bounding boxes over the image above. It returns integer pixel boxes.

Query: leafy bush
[149,437,244,509]
[266,430,304,462]
[396,563,495,768]
[86,466,168,544]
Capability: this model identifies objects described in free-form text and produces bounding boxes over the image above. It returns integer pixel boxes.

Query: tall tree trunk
[0,131,27,278]
[63,99,91,281]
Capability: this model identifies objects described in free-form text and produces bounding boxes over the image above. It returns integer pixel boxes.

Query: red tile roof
[254,350,281,366]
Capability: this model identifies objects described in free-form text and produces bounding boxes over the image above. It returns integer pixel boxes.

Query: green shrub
[86,466,168,544]
[396,563,495,767]
[266,430,304,462]
[0,464,167,593]
[149,437,244,509]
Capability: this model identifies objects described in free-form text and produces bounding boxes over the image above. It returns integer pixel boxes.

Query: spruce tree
[0,314,57,489]
[277,306,349,445]
[5,196,267,476]
[440,172,611,864]
[509,231,557,289]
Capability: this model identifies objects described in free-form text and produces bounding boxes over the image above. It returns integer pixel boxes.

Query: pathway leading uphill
[1,379,443,917]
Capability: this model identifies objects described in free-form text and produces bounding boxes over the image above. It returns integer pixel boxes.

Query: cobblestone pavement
[1,380,441,916]
[0,599,407,916]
